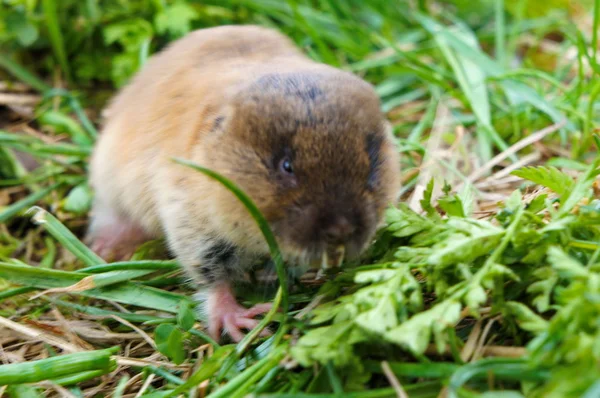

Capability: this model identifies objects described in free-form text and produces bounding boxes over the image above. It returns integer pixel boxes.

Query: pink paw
[87,216,148,261]
[89,238,137,262]
[206,284,273,342]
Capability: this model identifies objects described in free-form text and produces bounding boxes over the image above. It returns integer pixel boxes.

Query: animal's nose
[324,217,356,244]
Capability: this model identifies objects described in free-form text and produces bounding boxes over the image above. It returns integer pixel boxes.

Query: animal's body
[88,25,400,341]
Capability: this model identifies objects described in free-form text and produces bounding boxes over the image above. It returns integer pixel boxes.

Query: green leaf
[177,301,196,332]
[528,267,557,312]
[0,55,51,92]
[505,189,523,211]
[29,207,105,267]
[63,183,93,215]
[559,157,600,216]
[527,193,548,214]
[448,358,539,398]
[104,19,154,51]
[167,327,186,365]
[546,246,588,279]
[291,321,361,367]
[458,183,475,218]
[155,324,186,364]
[385,300,461,354]
[511,166,575,198]
[6,385,43,397]
[465,285,487,310]
[505,302,548,333]
[386,204,434,237]
[438,195,465,217]
[420,178,437,216]
[416,13,571,133]
[354,269,397,284]
[428,219,504,267]
[155,323,174,349]
[103,18,154,86]
[6,11,38,46]
[481,392,525,398]
[154,2,199,38]
[502,80,569,126]
[355,295,398,334]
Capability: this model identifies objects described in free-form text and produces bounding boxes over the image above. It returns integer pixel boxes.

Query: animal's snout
[323,216,356,244]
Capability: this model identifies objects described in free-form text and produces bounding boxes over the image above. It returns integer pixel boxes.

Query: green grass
[1,0,600,397]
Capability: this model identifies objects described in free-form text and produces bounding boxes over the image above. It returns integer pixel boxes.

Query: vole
[88,25,401,342]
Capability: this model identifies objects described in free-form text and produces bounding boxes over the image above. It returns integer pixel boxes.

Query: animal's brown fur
[88,25,401,340]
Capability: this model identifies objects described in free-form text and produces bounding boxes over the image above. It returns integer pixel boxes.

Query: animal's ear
[210,115,226,133]
[207,105,235,134]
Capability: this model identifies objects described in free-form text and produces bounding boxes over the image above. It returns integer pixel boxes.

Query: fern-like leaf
[511,166,575,197]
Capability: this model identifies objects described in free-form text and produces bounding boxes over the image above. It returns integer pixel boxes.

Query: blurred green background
[2,0,598,168]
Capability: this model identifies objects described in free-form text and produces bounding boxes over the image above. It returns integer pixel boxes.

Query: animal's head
[202,70,400,268]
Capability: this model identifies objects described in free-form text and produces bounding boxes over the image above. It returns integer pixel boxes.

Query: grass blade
[51,369,108,386]
[592,0,600,73]
[28,206,105,267]
[173,159,288,330]
[38,110,93,147]
[0,262,192,315]
[44,89,99,140]
[0,287,36,300]
[0,183,61,223]
[365,361,459,378]
[166,345,236,397]
[0,140,91,158]
[583,380,600,398]
[0,347,118,385]
[80,260,179,273]
[210,344,287,398]
[254,384,440,398]
[0,55,50,92]
[447,358,548,398]
[36,270,156,295]
[236,287,283,354]
[495,0,506,67]
[50,298,164,323]
[41,0,71,82]
[6,385,44,398]
[416,14,508,161]
[288,0,338,66]
[417,14,573,134]
[113,375,130,398]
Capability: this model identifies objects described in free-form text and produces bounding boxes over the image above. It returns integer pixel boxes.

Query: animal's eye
[279,157,294,175]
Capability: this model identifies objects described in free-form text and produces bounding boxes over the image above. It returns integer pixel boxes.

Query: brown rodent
[88,25,401,342]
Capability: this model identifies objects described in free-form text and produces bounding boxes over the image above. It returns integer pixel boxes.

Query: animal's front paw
[206,284,272,342]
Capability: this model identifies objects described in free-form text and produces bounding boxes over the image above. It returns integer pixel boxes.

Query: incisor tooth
[333,245,345,267]
[321,245,345,270]
[321,251,329,269]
